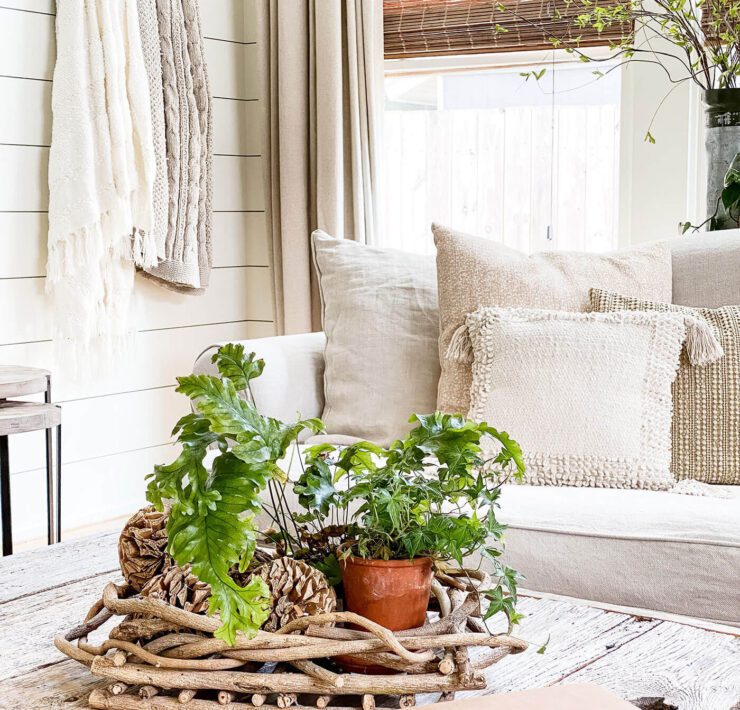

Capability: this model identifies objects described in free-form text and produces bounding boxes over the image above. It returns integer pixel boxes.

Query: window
[381,52,622,254]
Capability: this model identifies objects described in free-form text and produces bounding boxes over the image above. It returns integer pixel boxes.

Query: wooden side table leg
[0,435,12,556]
[56,422,62,543]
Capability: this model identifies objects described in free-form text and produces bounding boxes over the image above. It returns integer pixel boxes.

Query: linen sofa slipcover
[194,330,740,626]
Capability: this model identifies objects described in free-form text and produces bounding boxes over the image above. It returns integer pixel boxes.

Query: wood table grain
[0,534,738,710]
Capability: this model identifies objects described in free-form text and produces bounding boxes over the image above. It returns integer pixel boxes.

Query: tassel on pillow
[682,315,724,366]
[446,323,473,364]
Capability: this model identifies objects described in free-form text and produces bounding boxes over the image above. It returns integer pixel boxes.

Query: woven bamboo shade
[383,0,630,59]
[700,0,732,44]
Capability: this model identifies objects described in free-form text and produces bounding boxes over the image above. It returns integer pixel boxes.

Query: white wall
[618,31,702,245]
[0,0,276,544]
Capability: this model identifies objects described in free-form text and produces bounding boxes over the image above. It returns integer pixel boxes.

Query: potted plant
[293,413,526,671]
[494,0,740,228]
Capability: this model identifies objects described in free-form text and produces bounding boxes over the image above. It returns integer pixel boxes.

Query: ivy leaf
[313,553,343,587]
[721,181,740,210]
[211,343,264,392]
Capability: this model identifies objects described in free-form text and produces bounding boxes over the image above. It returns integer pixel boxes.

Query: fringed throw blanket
[47,0,156,357]
[47,0,213,360]
[140,0,213,292]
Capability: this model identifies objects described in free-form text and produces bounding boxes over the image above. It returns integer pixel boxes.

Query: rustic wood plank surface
[0,534,738,710]
[565,619,740,709]
[0,530,119,603]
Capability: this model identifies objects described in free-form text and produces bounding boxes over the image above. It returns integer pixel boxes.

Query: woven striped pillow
[589,288,740,485]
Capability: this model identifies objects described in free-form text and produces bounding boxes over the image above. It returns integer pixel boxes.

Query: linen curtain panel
[257,0,384,333]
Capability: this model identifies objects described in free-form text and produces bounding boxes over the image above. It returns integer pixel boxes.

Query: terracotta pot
[334,555,433,674]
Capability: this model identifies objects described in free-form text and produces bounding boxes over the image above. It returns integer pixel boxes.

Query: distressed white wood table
[0,533,738,710]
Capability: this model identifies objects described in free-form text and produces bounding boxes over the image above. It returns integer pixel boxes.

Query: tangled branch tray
[55,572,527,709]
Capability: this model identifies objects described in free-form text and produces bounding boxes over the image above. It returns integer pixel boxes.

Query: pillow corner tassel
[683,316,724,366]
[445,323,473,364]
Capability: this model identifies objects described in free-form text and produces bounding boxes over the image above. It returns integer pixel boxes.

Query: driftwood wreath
[55,569,527,709]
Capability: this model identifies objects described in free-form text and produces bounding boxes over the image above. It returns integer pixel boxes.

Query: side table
[0,366,62,555]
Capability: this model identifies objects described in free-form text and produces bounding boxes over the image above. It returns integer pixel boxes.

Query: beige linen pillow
[312,231,439,444]
[590,288,739,485]
[463,308,708,490]
[433,224,673,415]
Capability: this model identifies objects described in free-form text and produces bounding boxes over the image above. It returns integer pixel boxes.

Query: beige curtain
[257,0,384,334]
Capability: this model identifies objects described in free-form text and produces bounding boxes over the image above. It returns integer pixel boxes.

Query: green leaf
[164,453,273,644]
[176,374,265,438]
[313,553,343,587]
[645,131,656,145]
[148,345,322,644]
[211,343,265,392]
[537,634,550,654]
[721,181,740,210]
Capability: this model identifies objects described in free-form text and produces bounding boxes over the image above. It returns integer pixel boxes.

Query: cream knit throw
[142,0,213,292]
[456,308,723,491]
[47,0,156,357]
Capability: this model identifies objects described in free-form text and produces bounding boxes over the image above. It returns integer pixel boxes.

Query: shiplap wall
[0,0,275,544]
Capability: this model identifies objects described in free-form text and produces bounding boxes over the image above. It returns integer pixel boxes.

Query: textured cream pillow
[433,224,674,415]
[463,308,706,490]
[590,288,739,485]
[312,231,439,444]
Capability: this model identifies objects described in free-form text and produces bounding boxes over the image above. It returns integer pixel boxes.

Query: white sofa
[194,233,740,627]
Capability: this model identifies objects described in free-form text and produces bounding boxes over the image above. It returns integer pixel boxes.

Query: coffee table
[0,533,738,709]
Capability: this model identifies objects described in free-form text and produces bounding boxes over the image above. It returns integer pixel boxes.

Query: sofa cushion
[434,224,674,415]
[590,289,740,485]
[496,484,740,625]
[312,230,439,444]
[463,308,704,490]
[669,229,740,308]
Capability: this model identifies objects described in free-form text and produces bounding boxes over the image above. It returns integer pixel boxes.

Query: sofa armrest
[194,332,327,423]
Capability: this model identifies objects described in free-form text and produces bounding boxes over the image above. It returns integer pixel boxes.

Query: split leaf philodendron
[146,344,323,644]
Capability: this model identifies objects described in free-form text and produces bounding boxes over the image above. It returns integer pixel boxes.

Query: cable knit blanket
[47,0,156,357]
[141,0,213,292]
[47,0,213,361]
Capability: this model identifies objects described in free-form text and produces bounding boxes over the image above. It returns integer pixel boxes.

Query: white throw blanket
[47,0,156,359]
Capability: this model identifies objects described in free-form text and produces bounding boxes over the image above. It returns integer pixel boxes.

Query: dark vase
[703,89,740,229]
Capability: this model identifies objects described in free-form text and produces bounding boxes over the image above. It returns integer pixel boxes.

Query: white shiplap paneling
[0,6,54,81]
[0,319,274,402]
[213,97,261,155]
[0,211,269,278]
[0,76,51,145]
[0,0,275,545]
[0,266,273,346]
[0,212,48,278]
[201,0,256,44]
[205,39,259,100]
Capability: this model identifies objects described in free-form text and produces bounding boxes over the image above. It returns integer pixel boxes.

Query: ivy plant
[293,412,527,629]
[146,344,322,645]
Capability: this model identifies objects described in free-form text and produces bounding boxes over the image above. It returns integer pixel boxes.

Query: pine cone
[118,506,169,591]
[140,563,211,614]
[229,548,277,588]
[253,557,336,631]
